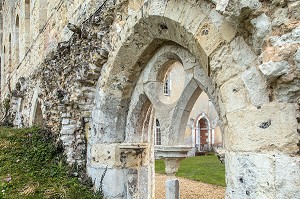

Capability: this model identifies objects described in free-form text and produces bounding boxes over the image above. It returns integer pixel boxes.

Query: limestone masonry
[0,0,299,198]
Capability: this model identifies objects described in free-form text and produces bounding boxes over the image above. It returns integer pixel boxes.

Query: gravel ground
[155,174,225,199]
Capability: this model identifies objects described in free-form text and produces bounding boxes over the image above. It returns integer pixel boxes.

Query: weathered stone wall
[1,0,114,165]
[0,0,299,198]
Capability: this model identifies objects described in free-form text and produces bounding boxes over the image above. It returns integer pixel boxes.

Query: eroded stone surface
[258,61,291,81]
[1,0,299,198]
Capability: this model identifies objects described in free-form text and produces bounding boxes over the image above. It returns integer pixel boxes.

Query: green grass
[155,155,226,187]
[0,127,101,199]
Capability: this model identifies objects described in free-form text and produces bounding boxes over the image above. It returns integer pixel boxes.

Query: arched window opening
[163,73,171,96]
[25,0,30,50]
[15,14,19,64]
[155,119,161,145]
[198,117,210,151]
[9,33,12,72]
[34,101,43,126]
[2,46,5,68]
[39,0,47,32]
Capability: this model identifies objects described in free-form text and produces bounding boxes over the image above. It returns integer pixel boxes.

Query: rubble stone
[1,0,299,198]
[258,61,291,81]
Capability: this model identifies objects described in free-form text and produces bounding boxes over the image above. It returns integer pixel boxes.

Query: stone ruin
[0,0,299,198]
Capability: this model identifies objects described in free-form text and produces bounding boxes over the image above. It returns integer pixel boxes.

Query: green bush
[0,127,101,199]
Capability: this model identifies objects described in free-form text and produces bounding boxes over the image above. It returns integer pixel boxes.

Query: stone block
[219,19,236,43]
[270,26,300,46]
[145,0,167,16]
[87,167,126,198]
[61,118,70,125]
[242,67,269,106]
[226,103,298,152]
[90,143,121,168]
[179,2,207,35]
[258,61,291,81]
[61,112,71,118]
[272,8,288,27]
[195,20,223,56]
[164,0,186,23]
[215,0,229,12]
[275,79,300,102]
[275,154,300,198]
[60,125,76,135]
[251,13,271,52]
[225,152,275,199]
[219,75,249,113]
[209,9,224,29]
[60,134,74,146]
[230,37,257,67]
[288,1,300,20]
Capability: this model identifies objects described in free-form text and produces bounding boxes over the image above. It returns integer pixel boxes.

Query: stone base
[166,179,180,199]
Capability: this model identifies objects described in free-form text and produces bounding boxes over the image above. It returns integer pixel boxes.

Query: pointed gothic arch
[15,14,19,64]
[33,101,43,126]
[155,119,161,145]
[86,1,298,198]
[195,113,211,151]
[8,33,11,72]
[25,0,30,50]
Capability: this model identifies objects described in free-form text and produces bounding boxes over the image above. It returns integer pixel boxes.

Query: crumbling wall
[0,0,299,198]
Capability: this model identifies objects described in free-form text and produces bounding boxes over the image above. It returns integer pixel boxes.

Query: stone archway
[195,113,212,152]
[29,85,43,126]
[87,0,299,198]
[33,101,43,126]
[118,44,215,198]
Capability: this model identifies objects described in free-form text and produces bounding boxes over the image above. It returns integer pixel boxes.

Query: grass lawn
[0,127,101,199]
[155,155,226,187]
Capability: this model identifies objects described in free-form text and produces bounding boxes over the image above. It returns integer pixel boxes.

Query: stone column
[166,179,179,199]
[164,158,183,199]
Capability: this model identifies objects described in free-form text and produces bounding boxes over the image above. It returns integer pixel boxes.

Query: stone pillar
[164,158,183,199]
[166,179,179,199]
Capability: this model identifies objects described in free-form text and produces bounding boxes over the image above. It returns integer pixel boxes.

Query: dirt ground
[155,174,225,199]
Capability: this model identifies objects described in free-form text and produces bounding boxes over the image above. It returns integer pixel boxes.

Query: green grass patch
[155,155,226,187]
[0,127,101,199]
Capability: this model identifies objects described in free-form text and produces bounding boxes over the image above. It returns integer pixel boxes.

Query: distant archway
[8,33,12,74]
[25,0,30,50]
[29,86,43,126]
[15,14,19,64]
[33,101,43,126]
[155,119,161,145]
[195,114,211,151]
[88,0,298,198]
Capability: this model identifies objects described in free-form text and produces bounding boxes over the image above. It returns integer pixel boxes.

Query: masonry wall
[0,0,299,198]
[1,0,111,165]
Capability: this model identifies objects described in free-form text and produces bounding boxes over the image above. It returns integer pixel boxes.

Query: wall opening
[159,61,185,105]
[2,46,4,87]
[191,93,222,153]
[163,73,170,96]
[15,14,19,64]
[155,119,161,145]
[25,0,30,50]
[198,116,210,150]
[33,101,43,126]
[9,33,11,73]
[2,45,4,68]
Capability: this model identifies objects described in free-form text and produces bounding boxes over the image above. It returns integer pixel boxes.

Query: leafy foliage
[0,127,101,199]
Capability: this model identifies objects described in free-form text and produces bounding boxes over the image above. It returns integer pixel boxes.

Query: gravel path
[155,174,225,199]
